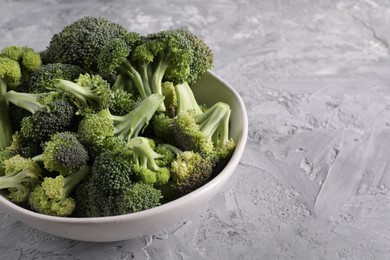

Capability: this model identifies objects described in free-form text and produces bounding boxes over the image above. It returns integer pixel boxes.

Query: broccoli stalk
[0,57,22,149]
[0,155,42,203]
[28,165,90,217]
[53,73,111,114]
[3,90,47,113]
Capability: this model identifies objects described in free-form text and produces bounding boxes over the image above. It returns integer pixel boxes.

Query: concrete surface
[1,0,390,259]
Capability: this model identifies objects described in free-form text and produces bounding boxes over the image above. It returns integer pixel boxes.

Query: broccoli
[20,95,78,145]
[151,82,203,144]
[3,90,51,114]
[42,16,131,73]
[0,155,42,203]
[161,81,177,116]
[98,30,193,111]
[53,73,111,115]
[0,57,22,149]
[26,63,83,94]
[28,165,90,217]
[0,46,42,82]
[77,93,164,157]
[149,29,214,85]
[173,102,236,161]
[75,180,161,217]
[109,88,138,116]
[161,150,214,202]
[127,137,170,186]
[33,132,89,176]
[2,132,42,160]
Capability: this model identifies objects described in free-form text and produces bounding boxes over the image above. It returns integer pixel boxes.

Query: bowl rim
[0,70,248,224]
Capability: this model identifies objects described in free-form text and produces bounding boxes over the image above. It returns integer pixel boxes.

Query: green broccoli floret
[174,102,236,160]
[127,137,170,186]
[151,82,202,144]
[0,155,42,203]
[0,147,18,176]
[42,16,131,73]
[33,132,89,176]
[98,30,193,111]
[77,93,164,157]
[161,150,214,202]
[0,57,22,149]
[20,95,78,145]
[53,73,111,115]
[28,165,90,217]
[90,151,133,196]
[26,63,83,94]
[150,29,214,85]
[3,132,42,160]
[109,88,138,116]
[0,46,42,82]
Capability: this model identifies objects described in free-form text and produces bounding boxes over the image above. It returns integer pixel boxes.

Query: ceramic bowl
[0,71,248,242]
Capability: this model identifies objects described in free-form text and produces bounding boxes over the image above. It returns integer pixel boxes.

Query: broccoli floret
[89,151,133,196]
[77,93,164,155]
[42,16,130,73]
[0,46,42,82]
[173,102,236,160]
[0,46,24,61]
[28,165,90,217]
[0,57,22,149]
[98,30,193,111]
[127,137,170,186]
[149,29,213,84]
[3,132,42,159]
[151,82,202,144]
[20,95,78,145]
[0,155,42,203]
[53,73,111,115]
[161,150,214,202]
[110,182,162,215]
[109,88,138,116]
[33,132,89,176]
[75,180,161,217]
[26,63,83,94]
[0,147,18,176]
[74,148,163,217]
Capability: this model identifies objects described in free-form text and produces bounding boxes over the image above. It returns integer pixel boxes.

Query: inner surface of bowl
[0,71,248,242]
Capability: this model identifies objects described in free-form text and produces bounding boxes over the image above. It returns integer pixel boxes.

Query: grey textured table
[1,0,390,259]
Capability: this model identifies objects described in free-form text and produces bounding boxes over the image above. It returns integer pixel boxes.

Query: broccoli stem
[3,90,44,113]
[63,165,90,197]
[54,79,99,107]
[121,60,148,99]
[0,169,32,190]
[111,93,164,141]
[174,82,203,115]
[127,137,163,171]
[151,52,171,112]
[195,102,231,148]
[0,79,12,149]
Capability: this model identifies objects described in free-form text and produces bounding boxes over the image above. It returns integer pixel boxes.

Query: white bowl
[0,71,248,242]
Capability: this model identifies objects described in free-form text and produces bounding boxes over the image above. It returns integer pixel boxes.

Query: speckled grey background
[1,0,390,259]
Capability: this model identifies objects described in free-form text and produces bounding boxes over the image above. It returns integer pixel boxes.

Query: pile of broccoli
[0,16,236,218]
